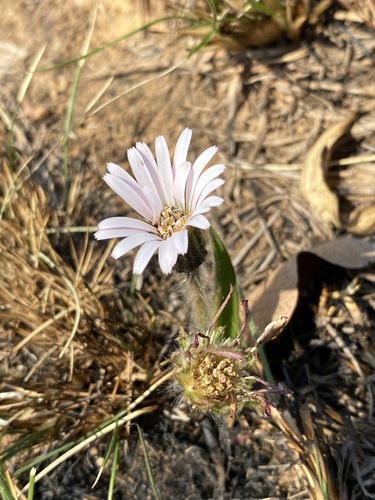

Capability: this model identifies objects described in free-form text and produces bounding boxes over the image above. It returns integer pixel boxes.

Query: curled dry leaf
[300,115,355,227]
[342,205,375,236]
[300,114,375,235]
[255,314,289,346]
[248,236,375,332]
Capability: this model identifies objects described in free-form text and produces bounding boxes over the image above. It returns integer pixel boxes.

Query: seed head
[172,328,256,416]
[170,290,291,418]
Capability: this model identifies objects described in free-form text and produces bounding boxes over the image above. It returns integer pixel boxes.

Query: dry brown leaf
[342,205,375,236]
[300,114,375,235]
[248,236,375,332]
[300,115,356,228]
[309,0,334,24]
[255,314,289,346]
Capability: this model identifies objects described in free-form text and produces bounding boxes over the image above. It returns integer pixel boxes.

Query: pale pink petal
[95,217,157,240]
[97,217,156,232]
[173,161,191,210]
[133,240,161,274]
[186,146,218,207]
[192,196,224,215]
[173,128,192,175]
[95,227,140,240]
[158,237,179,274]
[193,146,218,173]
[135,142,159,173]
[106,162,132,180]
[107,162,157,207]
[104,172,153,221]
[193,178,225,210]
[171,229,189,255]
[112,233,161,259]
[127,148,159,194]
[155,135,174,206]
[189,164,225,210]
[130,147,166,204]
[142,186,163,225]
[203,195,224,207]
[186,214,210,230]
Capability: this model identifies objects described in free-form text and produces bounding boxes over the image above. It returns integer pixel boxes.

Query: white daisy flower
[94,128,225,274]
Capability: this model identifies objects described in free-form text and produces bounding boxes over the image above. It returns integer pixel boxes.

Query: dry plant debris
[0,0,374,498]
[300,114,375,235]
[250,236,375,332]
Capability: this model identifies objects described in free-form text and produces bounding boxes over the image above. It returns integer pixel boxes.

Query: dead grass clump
[0,158,164,493]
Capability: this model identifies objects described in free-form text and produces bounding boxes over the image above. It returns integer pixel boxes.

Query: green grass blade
[188,29,217,57]
[107,439,120,500]
[62,8,97,184]
[38,15,196,72]
[0,463,15,500]
[134,423,160,500]
[205,0,219,29]
[92,423,119,489]
[313,445,329,500]
[0,428,54,465]
[245,0,279,16]
[27,468,36,500]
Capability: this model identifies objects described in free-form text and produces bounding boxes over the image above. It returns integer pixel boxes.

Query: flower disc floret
[157,206,191,240]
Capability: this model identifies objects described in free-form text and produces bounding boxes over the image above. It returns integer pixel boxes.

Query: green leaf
[107,437,120,500]
[28,468,36,500]
[210,227,240,338]
[0,463,15,500]
[134,424,160,500]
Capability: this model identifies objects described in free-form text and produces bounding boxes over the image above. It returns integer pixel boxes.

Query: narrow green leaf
[0,463,15,500]
[92,424,119,489]
[209,228,240,338]
[134,424,160,500]
[107,439,119,500]
[205,0,219,29]
[0,428,54,466]
[28,468,36,500]
[245,0,278,16]
[188,29,216,58]
[38,15,196,72]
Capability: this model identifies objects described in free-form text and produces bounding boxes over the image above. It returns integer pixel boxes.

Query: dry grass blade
[16,45,47,108]
[89,57,188,117]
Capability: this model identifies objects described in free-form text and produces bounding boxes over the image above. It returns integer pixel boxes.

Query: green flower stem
[183,268,211,332]
[175,228,210,331]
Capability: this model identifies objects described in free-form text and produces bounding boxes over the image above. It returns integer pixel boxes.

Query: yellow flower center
[191,353,238,398]
[156,206,190,239]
